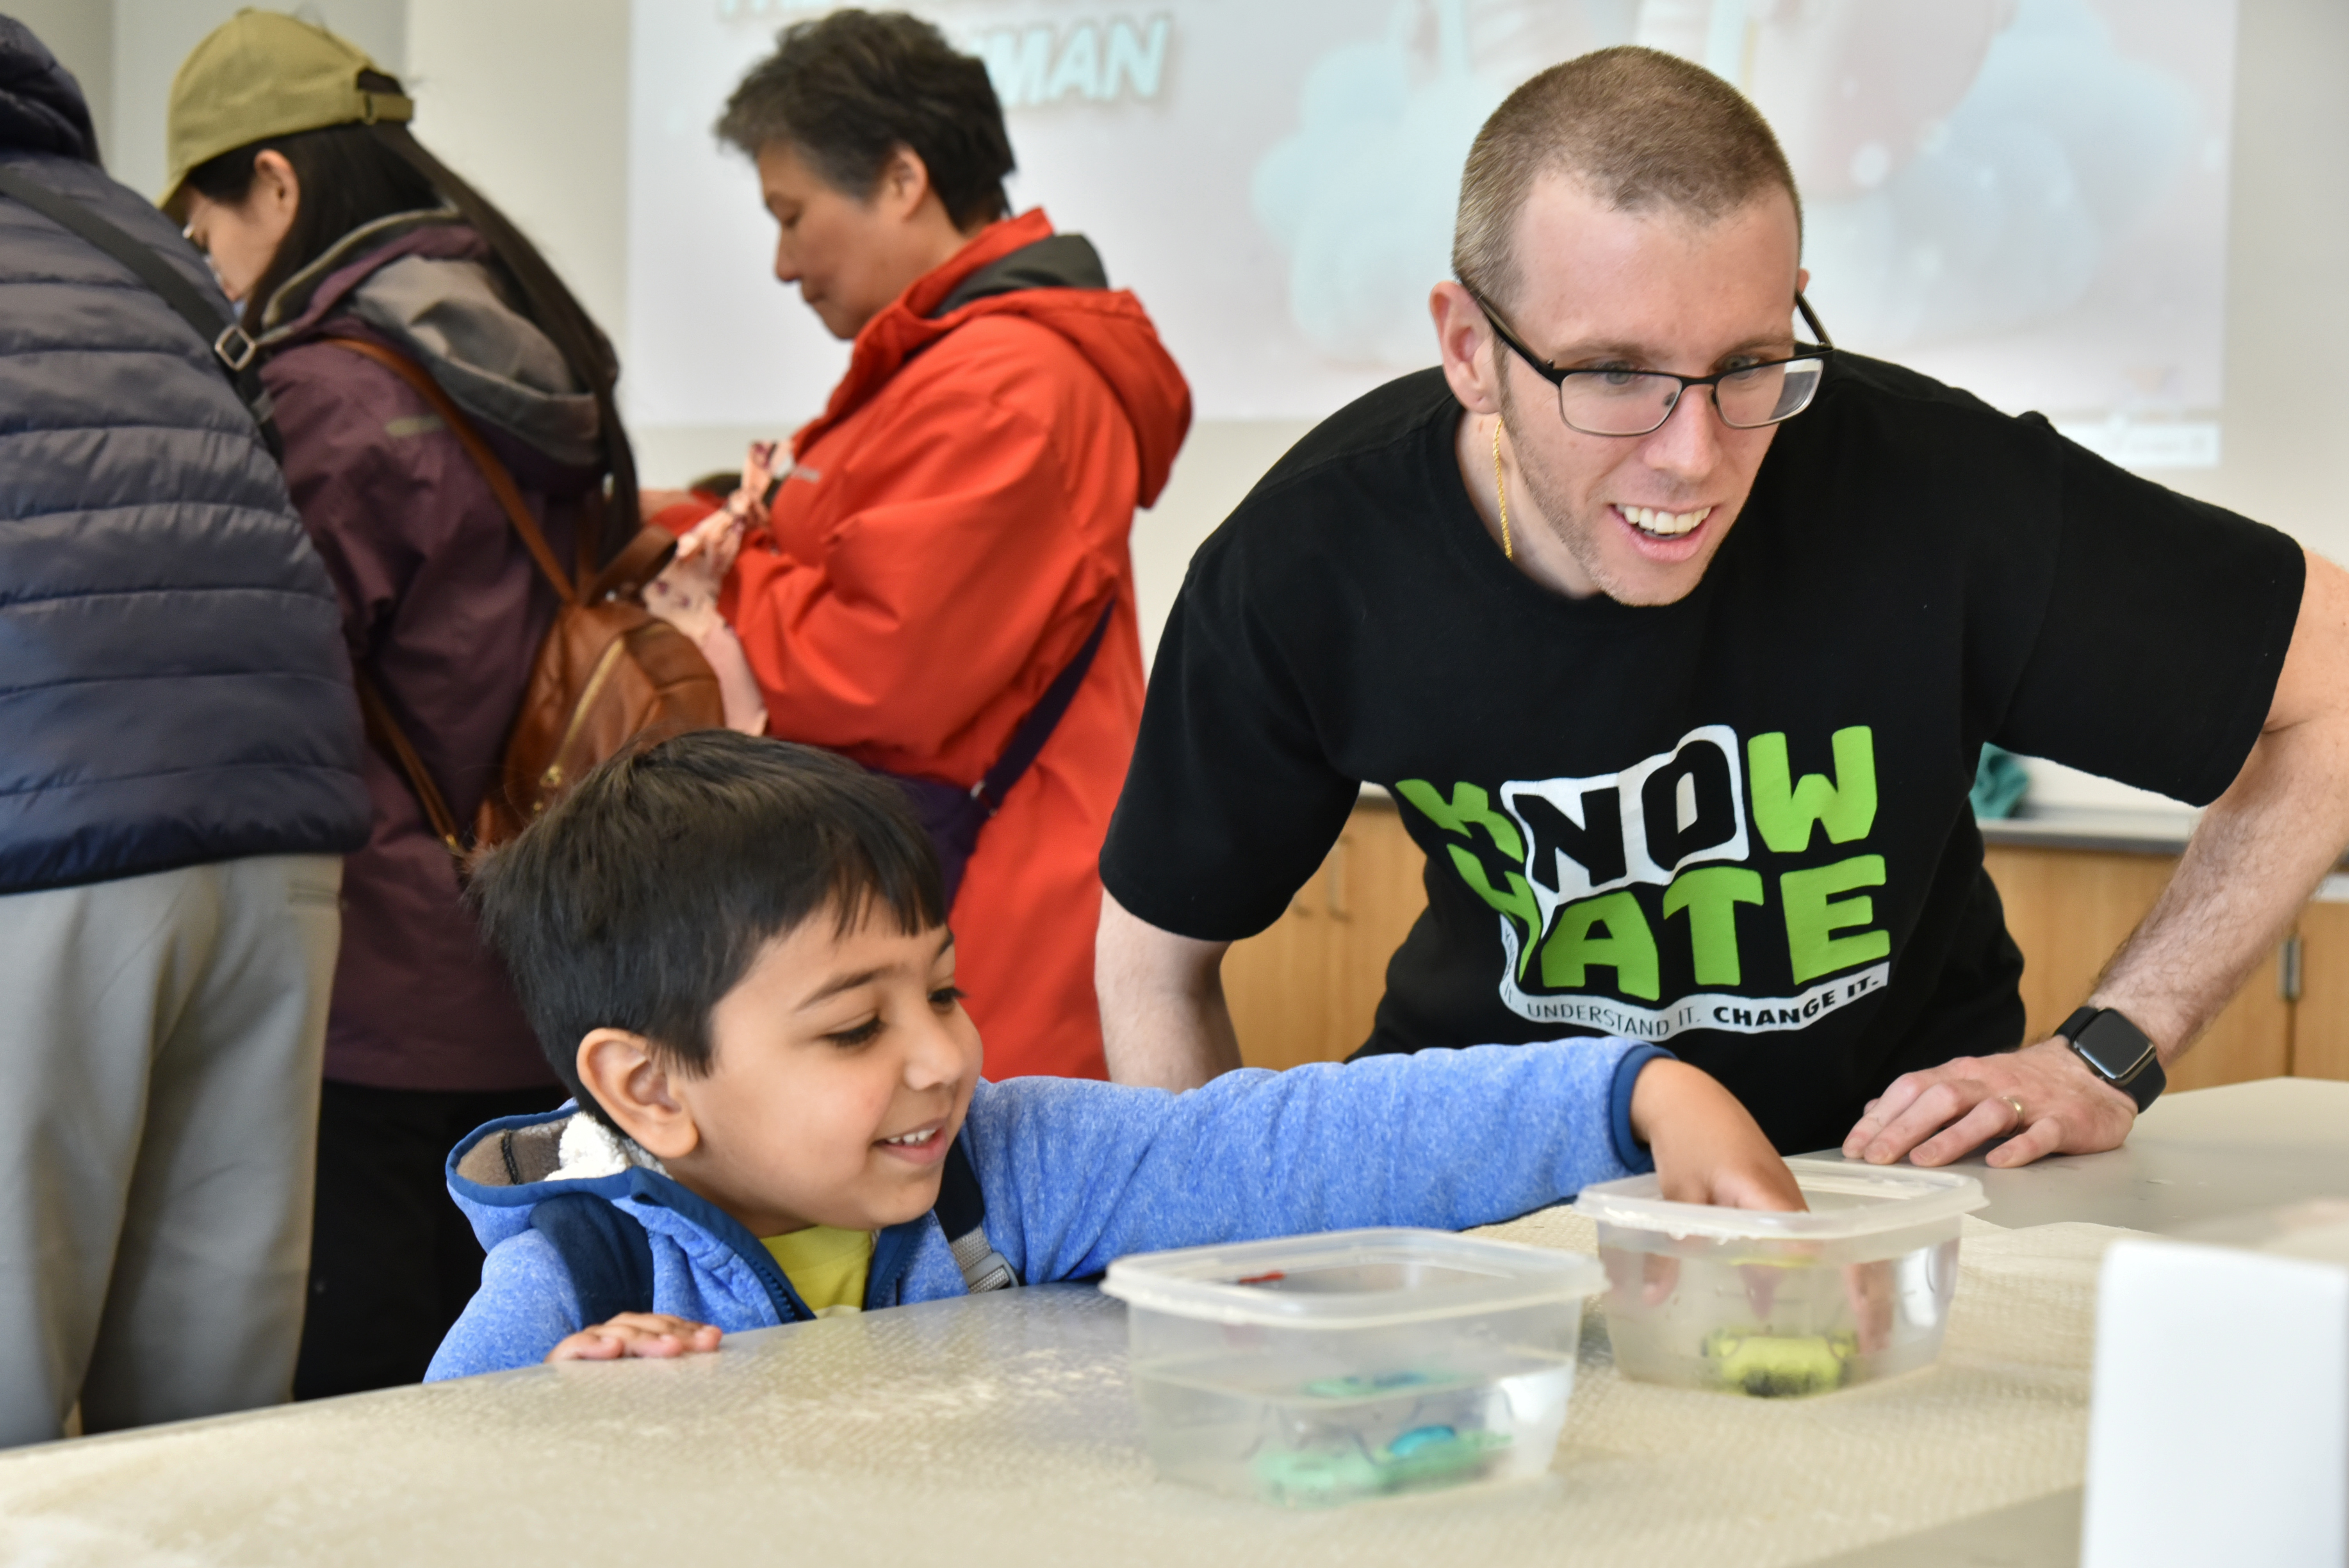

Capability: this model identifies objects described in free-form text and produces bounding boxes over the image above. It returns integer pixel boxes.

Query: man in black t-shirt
[1096,48,2349,1163]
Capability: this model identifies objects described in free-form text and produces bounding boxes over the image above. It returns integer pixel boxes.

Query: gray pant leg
[0,856,340,1445]
[78,855,341,1435]
[0,867,196,1446]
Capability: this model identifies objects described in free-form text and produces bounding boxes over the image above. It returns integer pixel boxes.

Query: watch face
[2074,1012,2155,1083]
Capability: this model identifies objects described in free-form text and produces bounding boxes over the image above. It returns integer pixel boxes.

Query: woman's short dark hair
[466,732,948,1124]
[717,9,1013,230]
[181,70,642,555]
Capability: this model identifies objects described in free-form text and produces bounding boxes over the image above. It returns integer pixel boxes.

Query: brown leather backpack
[325,336,724,856]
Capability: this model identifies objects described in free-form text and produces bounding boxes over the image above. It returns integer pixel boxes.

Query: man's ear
[576,1028,700,1162]
[1429,280,1502,417]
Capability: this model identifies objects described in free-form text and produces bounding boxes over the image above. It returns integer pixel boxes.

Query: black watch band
[2057,1006,2165,1113]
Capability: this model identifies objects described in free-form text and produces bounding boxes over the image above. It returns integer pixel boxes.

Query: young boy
[426,732,1799,1379]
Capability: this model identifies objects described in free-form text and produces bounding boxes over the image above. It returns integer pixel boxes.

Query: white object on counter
[2081,1208,2349,1568]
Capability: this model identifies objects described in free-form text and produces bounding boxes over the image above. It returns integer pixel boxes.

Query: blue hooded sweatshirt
[428,1038,1665,1380]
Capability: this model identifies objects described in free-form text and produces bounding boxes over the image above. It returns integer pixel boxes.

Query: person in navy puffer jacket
[0,19,369,1446]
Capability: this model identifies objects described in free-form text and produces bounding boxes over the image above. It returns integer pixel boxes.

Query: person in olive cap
[164,10,642,1398]
[0,16,367,1445]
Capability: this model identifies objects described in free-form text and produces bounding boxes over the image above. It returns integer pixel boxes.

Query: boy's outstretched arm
[1632,1058,1804,1210]
[964,1039,1796,1285]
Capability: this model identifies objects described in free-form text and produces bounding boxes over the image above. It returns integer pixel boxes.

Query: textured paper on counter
[0,1212,2125,1568]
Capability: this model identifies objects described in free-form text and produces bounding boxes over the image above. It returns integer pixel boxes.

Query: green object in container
[1703,1328,1856,1397]
[1252,1424,1512,1504]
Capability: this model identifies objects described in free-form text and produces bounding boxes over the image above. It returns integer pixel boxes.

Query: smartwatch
[2057,1006,2165,1113]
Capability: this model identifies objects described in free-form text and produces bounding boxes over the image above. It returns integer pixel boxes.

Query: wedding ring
[2000,1094,2027,1128]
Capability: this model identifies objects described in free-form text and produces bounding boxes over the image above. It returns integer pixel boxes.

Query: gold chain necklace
[1491,416,1514,561]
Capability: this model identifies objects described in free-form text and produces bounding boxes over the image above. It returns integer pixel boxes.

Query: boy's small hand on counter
[1629,1059,1806,1213]
[545,1313,722,1364]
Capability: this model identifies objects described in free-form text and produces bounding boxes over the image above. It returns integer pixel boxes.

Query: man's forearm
[1096,891,1243,1089]
[2091,717,2349,1060]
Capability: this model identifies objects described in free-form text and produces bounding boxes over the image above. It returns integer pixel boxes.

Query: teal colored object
[1301,1370,1449,1400]
[1253,1446,1383,1504]
[1971,744,2028,820]
[1252,1422,1512,1505]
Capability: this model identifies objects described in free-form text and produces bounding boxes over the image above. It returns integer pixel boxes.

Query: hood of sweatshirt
[793,208,1192,507]
[446,1103,937,1328]
[0,19,99,161]
[259,211,603,468]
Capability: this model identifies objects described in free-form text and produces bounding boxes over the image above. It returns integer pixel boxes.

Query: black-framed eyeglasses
[1465,283,1836,437]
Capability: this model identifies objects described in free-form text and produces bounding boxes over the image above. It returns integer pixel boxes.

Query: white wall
[22,0,2347,736]
[404,0,630,351]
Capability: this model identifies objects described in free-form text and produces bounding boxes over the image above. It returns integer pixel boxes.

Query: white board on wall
[626,0,2237,461]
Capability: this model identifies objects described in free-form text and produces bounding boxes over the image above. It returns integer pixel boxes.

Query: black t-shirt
[1101,357,2304,1153]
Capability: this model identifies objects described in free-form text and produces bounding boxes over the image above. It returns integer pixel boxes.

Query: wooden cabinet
[1223,796,1426,1071]
[1223,801,2329,1090]
[1980,846,2291,1091]
[2296,897,2349,1080]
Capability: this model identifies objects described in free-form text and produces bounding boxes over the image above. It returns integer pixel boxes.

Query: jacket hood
[446,1105,675,1253]
[0,18,100,161]
[795,208,1192,507]
[444,1104,936,1329]
[261,211,602,467]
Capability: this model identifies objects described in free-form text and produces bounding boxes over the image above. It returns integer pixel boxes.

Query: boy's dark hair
[716,9,1014,231]
[467,732,948,1123]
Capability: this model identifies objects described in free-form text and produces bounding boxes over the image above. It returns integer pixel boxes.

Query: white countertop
[2,1080,2339,1567]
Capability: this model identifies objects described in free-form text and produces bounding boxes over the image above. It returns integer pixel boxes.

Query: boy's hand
[1628,1058,1805,1212]
[545,1313,722,1364]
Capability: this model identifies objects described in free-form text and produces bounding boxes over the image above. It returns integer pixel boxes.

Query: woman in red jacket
[660,12,1191,1080]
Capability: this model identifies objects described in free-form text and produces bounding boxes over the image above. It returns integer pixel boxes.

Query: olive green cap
[161,9,412,214]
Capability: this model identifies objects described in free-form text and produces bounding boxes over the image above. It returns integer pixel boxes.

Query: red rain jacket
[713,210,1191,1079]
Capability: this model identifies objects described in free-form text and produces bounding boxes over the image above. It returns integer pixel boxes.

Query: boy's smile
[581,906,982,1241]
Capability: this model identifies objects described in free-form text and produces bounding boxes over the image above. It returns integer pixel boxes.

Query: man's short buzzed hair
[1453,46,1800,311]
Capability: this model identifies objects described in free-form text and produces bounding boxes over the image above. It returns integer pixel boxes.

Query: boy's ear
[576,1028,700,1162]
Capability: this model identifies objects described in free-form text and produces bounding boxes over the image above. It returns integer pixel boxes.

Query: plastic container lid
[1572,1158,1988,1242]
[1102,1228,1605,1329]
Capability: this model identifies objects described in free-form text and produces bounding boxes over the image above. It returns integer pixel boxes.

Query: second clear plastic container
[1101,1228,1604,1506]
[1574,1159,1987,1398]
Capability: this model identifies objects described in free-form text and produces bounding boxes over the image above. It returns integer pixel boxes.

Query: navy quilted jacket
[0,21,368,893]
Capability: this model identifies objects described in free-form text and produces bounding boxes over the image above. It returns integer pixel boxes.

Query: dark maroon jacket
[259,216,601,1091]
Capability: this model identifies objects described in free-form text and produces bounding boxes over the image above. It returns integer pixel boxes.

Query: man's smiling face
[1470,175,1807,606]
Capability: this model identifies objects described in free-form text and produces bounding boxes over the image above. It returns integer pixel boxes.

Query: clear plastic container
[1574,1158,1987,1398]
[1101,1228,1604,1506]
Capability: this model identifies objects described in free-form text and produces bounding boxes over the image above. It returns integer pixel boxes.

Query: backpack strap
[318,335,580,606]
[936,1137,1018,1294]
[0,163,283,459]
[319,335,583,859]
[353,673,465,857]
[529,1192,656,1325]
[972,601,1116,815]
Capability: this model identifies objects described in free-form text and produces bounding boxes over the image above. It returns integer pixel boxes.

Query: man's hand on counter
[1840,1037,2137,1169]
